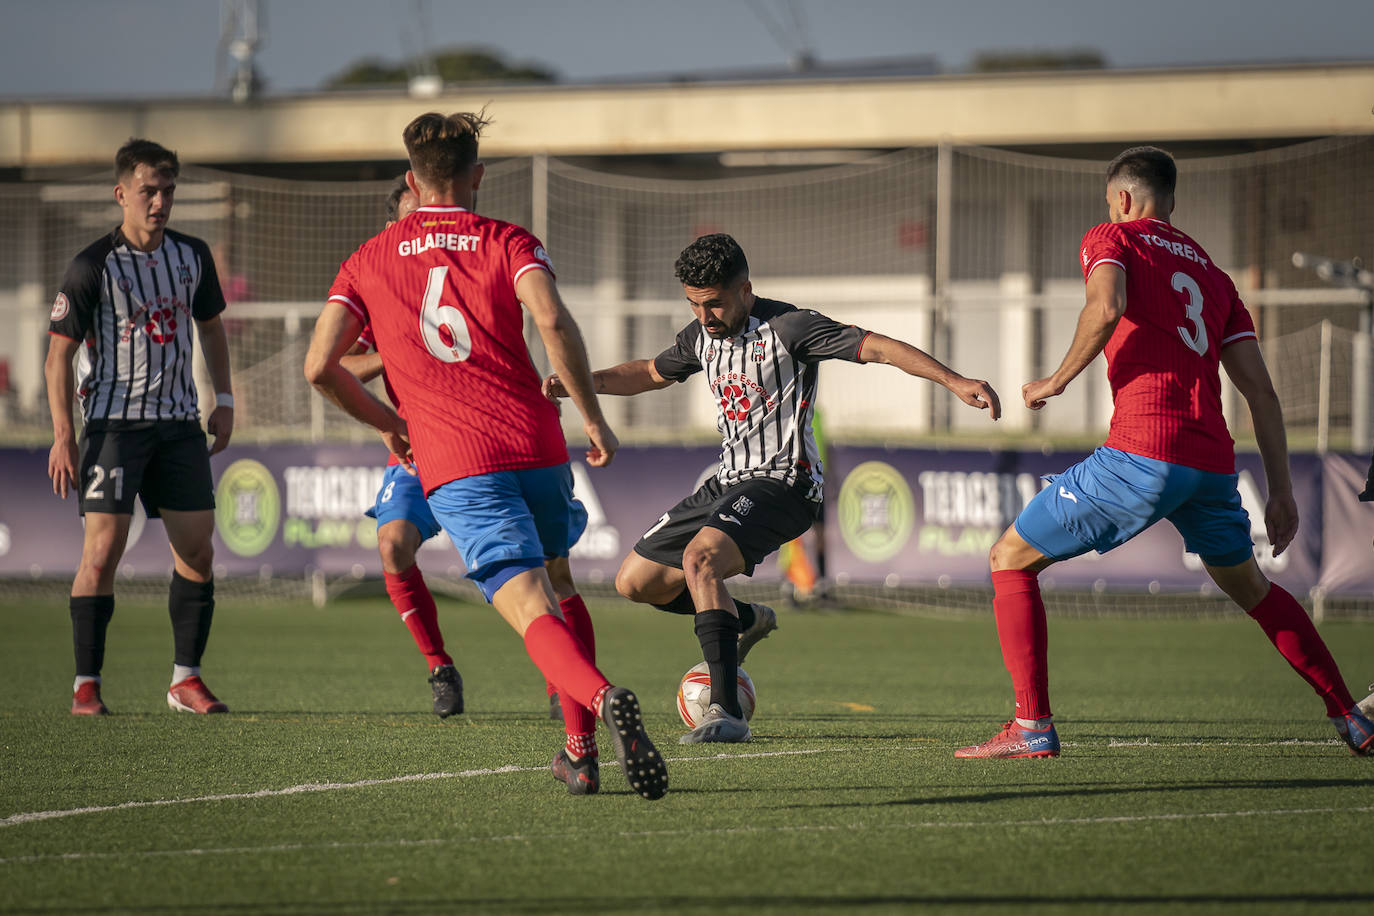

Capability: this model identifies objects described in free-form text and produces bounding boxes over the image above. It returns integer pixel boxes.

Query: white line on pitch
[0,748,836,829]
[5,804,1374,866]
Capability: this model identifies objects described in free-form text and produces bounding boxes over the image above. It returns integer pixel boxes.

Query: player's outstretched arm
[1023,263,1126,410]
[858,333,1001,420]
[44,333,81,499]
[516,267,619,467]
[542,359,674,401]
[195,314,235,455]
[1222,338,1298,556]
[304,301,413,469]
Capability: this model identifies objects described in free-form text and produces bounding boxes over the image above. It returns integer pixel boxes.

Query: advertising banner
[0,444,1344,597]
[825,446,1323,593]
[1318,453,1374,595]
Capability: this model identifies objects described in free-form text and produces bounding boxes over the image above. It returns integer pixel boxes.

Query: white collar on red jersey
[415,206,470,213]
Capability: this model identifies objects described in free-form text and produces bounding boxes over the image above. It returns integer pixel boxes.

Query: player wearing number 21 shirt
[955,145,1374,760]
[305,111,666,800]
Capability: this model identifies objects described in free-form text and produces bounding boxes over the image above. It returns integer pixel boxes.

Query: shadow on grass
[777,775,1374,810]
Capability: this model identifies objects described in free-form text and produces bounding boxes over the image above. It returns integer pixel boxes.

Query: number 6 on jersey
[419,265,472,362]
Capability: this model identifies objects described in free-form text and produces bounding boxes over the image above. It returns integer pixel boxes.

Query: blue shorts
[365,464,442,541]
[1014,447,1254,567]
[426,463,589,602]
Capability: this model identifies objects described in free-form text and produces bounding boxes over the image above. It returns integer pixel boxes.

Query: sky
[1,0,1372,100]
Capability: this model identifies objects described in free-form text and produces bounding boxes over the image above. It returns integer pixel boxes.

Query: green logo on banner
[838,461,914,563]
[216,459,281,557]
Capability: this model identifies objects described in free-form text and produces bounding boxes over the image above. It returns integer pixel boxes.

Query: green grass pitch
[2,595,1372,914]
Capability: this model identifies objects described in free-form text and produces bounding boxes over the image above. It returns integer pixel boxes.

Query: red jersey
[1080,218,1256,474]
[328,206,567,492]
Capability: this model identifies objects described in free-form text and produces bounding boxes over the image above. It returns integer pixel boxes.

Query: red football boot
[166,676,229,714]
[71,681,109,716]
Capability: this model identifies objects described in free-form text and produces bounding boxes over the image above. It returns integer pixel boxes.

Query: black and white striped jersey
[654,297,869,493]
[49,227,226,423]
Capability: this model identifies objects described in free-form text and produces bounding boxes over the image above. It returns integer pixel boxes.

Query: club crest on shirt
[177,264,192,285]
[731,495,755,516]
[117,276,134,293]
[705,345,716,362]
[50,292,70,321]
[750,339,767,362]
[533,245,554,271]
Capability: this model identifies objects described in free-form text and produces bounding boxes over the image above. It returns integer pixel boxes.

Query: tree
[325,47,556,89]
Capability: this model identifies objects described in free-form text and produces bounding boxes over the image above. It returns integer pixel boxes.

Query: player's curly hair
[674,233,749,288]
[1107,146,1176,198]
[403,110,490,189]
[115,138,179,182]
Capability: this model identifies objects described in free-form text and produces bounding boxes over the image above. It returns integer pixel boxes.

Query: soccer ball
[676,661,756,728]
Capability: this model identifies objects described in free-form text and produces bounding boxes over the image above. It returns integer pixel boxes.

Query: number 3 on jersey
[419,265,473,362]
[1172,270,1208,356]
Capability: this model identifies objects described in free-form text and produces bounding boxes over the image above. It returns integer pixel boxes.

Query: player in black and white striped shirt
[546,234,1000,736]
[46,139,236,717]
[544,233,1000,742]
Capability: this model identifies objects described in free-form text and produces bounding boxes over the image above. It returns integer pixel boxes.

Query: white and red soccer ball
[676,661,756,728]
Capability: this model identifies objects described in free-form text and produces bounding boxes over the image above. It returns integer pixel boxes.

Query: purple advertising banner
[823,446,1323,593]
[0,444,1346,596]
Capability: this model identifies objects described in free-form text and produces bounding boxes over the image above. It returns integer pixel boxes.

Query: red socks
[384,566,452,671]
[1247,583,1355,717]
[522,612,610,714]
[557,595,598,738]
[991,569,1051,720]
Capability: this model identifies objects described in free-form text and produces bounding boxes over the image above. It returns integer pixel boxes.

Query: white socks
[171,664,200,686]
[1016,716,1054,730]
[74,675,100,691]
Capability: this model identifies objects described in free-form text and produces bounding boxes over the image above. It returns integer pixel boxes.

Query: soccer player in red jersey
[956,146,1374,758]
[341,178,569,722]
[305,112,666,799]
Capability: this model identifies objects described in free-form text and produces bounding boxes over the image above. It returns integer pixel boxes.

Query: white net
[1,139,1370,613]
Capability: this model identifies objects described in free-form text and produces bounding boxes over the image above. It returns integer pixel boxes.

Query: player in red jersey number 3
[957,146,1374,759]
[305,112,667,799]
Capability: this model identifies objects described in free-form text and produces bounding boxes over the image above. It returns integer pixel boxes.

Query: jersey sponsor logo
[750,339,767,362]
[50,292,70,321]
[1134,232,1210,269]
[398,232,482,257]
[712,372,775,421]
[177,264,192,285]
[732,495,755,516]
[533,245,554,271]
[117,276,134,293]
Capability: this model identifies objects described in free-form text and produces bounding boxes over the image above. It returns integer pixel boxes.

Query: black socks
[694,609,743,718]
[653,588,756,631]
[169,573,215,667]
[70,595,115,677]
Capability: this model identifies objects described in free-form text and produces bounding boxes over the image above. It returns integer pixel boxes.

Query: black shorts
[633,475,819,576]
[77,421,215,517]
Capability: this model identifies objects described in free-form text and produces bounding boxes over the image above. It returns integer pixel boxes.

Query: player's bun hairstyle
[674,233,749,288]
[115,138,179,182]
[1107,146,1177,198]
[403,111,489,189]
[385,175,411,222]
